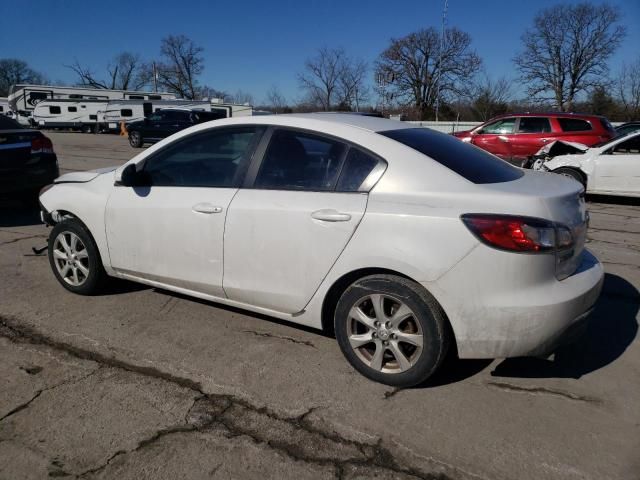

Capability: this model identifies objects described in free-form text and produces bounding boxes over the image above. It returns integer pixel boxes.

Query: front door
[105,126,264,296]
[594,135,640,193]
[223,129,378,314]
[471,117,516,160]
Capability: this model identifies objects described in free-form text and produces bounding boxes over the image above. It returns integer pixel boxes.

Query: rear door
[223,128,384,314]
[471,117,516,160]
[511,116,553,159]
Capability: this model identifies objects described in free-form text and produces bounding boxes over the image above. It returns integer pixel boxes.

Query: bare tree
[197,84,230,102]
[67,52,147,90]
[298,47,369,111]
[470,74,513,121]
[514,3,626,111]
[618,57,640,121]
[0,58,45,96]
[375,27,481,120]
[155,35,204,100]
[266,85,287,113]
[230,89,254,105]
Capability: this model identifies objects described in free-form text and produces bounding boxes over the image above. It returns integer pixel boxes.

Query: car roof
[283,113,407,132]
[490,112,606,120]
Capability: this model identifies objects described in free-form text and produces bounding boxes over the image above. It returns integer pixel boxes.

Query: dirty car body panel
[40,114,603,369]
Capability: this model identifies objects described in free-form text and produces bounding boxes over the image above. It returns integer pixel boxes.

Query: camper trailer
[209,98,253,118]
[33,99,108,132]
[102,100,213,131]
[0,97,8,115]
[8,84,176,113]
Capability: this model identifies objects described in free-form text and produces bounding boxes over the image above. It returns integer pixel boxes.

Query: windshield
[592,131,640,149]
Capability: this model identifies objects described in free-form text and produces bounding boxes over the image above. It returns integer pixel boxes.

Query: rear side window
[255,129,346,190]
[336,148,381,191]
[49,106,61,114]
[558,118,592,132]
[379,128,523,184]
[517,117,551,133]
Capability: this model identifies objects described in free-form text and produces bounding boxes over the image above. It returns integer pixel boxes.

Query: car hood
[54,166,118,184]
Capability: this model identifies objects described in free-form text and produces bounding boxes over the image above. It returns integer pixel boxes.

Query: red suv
[453,113,615,164]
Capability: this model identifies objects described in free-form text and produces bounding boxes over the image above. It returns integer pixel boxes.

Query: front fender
[546,154,594,177]
[40,172,115,273]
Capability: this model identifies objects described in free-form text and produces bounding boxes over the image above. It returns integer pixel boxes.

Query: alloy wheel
[52,231,90,286]
[347,294,423,374]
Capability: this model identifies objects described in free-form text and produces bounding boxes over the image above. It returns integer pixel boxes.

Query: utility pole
[152,62,158,93]
[435,0,449,122]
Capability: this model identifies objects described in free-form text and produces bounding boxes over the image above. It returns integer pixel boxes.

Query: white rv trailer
[102,100,213,131]
[32,99,108,132]
[8,84,176,113]
[209,98,253,118]
[0,97,8,115]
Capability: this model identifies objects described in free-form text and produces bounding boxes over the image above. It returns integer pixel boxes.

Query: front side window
[612,136,640,154]
[517,117,551,133]
[142,127,261,187]
[49,106,61,114]
[254,129,346,190]
[479,118,516,134]
[558,118,592,132]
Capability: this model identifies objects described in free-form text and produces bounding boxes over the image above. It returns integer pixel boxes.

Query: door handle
[192,203,223,214]
[498,135,509,142]
[311,209,351,222]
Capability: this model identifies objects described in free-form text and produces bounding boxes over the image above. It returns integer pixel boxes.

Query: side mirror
[118,163,138,187]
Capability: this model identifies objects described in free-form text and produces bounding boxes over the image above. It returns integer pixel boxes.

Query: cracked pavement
[1,132,639,479]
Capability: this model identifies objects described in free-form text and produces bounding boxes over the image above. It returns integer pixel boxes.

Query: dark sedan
[0,115,59,199]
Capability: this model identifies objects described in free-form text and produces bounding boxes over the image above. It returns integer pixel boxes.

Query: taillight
[461,214,573,253]
[31,136,54,154]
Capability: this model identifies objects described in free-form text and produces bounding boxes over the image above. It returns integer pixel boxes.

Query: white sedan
[39,114,603,386]
[533,130,640,197]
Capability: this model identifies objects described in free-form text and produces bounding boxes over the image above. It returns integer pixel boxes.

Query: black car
[0,115,58,198]
[127,109,227,148]
[615,122,640,137]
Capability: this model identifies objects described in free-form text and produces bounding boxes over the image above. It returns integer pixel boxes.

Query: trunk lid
[0,129,41,170]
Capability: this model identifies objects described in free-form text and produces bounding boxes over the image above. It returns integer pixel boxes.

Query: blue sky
[1,0,638,104]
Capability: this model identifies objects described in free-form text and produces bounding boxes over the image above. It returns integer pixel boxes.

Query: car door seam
[221,187,242,299]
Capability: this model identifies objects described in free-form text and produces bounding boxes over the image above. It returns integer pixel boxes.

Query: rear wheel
[48,219,107,295]
[334,274,450,387]
[129,131,143,148]
[554,168,586,190]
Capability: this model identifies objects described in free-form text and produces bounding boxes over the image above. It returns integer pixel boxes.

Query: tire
[82,125,94,134]
[48,219,107,295]
[554,168,586,190]
[334,274,450,387]
[129,131,143,148]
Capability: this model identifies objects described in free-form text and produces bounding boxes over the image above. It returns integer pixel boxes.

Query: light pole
[435,0,449,122]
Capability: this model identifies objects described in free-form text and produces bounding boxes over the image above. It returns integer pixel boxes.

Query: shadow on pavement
[0,196,41,228]
[491,273,639,379]
[587,194,640,207]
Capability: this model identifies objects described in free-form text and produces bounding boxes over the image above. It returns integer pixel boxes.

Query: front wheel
[334,274,450,387]
[48,219,107,295]
[129,131,143,148]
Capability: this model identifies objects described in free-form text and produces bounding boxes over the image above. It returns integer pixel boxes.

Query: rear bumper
[431,249,604,359]
[0,159,59,194]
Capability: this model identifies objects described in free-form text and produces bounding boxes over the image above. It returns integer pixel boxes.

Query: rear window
[558,118,592,132]
[379,128,523,184]
[0,115,22,129]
